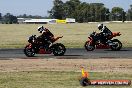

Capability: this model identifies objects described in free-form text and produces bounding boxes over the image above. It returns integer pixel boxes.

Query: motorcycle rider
[97,23,112,44]
[36,26,54,49]
[36,26,62,49]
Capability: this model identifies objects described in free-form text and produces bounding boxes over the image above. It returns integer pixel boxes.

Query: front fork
[88,37,95,46]
[27,43,39,53]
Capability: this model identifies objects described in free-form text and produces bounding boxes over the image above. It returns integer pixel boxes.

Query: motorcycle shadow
[23,55,83,59]
[63,55,82,56]
[104,49,131,51]
[56,55,84,59]
[54,54,82,59]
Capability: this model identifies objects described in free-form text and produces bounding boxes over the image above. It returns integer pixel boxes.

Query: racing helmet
[98,24,103,30]
[37,26,45,33]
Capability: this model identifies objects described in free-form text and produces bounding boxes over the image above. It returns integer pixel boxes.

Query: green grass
[0,71,131,88]
[0,23,132,48]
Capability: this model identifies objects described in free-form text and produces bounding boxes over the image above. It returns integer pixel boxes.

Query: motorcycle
[84,31,122,51]
[24,35,66,57]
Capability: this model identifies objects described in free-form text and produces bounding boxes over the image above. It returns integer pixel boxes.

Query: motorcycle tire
[52,43,66,56]
[24,46,35,57]
[110,39,122,51]
[84,41,95,51]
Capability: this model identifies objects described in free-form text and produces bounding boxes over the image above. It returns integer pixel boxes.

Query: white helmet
[98,24,103,30]
[37,26,45,33]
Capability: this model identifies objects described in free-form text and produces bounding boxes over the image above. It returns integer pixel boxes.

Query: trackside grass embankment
[0,23,132,48]
[0,71,131,88]
[0,59,131,88]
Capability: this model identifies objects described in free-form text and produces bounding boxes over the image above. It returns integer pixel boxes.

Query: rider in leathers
[36,26,62,49]
[36,26,54,48]
[97,24,112,44]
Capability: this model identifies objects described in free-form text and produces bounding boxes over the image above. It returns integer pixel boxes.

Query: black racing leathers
[99,26,112,44]
[37,30,54,48]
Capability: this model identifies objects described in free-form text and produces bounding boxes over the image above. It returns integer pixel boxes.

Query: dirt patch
[0,58,132,73]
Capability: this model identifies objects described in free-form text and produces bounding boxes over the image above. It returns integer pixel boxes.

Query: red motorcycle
[24,35,66,57]
[85,32,122,51]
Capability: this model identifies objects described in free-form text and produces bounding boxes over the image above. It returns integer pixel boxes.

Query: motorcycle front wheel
[84,41,95,51]
[24,45,35,57]
[52,43,66,56]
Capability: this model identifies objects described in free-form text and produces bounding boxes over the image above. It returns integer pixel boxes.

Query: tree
[48,0,65,19]
[111,7,124,21]
[17,14,43,19]
[49,0,124,22]
[122,11,126,22]
[72,2,109,22]
[126,5,132,21]
[73,2,88,22]
[3,13,18,24]
[88,3,109,22]
[0,13,2,23]
[64,0,81,18]
[90,3,103,22]
[0,13,2,21]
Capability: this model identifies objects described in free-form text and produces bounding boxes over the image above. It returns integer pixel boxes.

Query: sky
[0,0,132,16]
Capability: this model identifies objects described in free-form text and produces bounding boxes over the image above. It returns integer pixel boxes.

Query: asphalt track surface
[0,48,132,60]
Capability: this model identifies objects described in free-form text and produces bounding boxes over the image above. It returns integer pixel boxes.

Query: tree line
[0,0,132,24]
[49,0,132,23]
[0,13,18,24]
[0,13,49,24]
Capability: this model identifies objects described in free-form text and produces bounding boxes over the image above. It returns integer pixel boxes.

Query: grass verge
[0,23,132,48]
[0,71,131,88]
